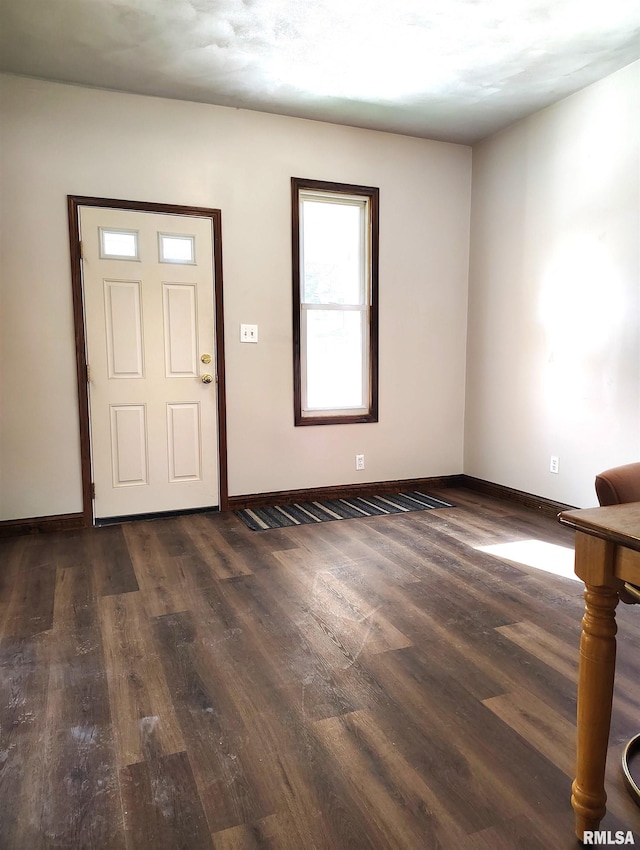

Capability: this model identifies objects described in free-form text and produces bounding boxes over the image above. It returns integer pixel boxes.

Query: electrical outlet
[240,323,258,343]
[355,454,365,471]
[550,455,559,474]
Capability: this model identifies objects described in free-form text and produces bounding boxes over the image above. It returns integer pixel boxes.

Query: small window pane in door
[99,228,139,260]
[159,233,196,264]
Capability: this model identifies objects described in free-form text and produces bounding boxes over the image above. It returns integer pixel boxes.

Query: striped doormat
[235,491,453,531]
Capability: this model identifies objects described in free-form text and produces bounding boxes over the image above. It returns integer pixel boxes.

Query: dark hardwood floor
[1,488,639,848]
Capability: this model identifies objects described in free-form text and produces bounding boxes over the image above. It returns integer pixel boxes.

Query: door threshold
[95,505,219,527]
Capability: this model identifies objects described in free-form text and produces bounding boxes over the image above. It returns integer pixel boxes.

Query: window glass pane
[159,233,195,264]
[305,310,364,409]
[100,228,138,259]
[301,200,363,305]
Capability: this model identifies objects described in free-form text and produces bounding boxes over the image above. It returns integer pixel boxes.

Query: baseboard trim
[0,476,575,537]
[460,476,576,518]
[0,512,86,538]
[227,475,465,511]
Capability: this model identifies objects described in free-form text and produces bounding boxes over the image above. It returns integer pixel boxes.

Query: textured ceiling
[1,0,639,144]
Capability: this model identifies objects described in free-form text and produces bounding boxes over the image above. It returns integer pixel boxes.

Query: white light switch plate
[240,323,258,343]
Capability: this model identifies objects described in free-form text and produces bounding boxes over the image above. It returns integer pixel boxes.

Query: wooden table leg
[572,583,619,840]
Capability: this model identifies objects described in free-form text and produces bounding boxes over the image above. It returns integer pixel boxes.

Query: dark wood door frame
[68,195,229,526]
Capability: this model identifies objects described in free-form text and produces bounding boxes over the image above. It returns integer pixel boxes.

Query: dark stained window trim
[291,177,379,427]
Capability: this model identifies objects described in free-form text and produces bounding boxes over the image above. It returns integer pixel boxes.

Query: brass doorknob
[201,374,213,384]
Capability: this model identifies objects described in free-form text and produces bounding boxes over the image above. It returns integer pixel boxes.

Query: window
[99,228,139,260]
[158,232,196,264]
[292,178,379,425]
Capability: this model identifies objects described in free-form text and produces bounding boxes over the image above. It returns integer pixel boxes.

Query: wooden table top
[559,502,640,553]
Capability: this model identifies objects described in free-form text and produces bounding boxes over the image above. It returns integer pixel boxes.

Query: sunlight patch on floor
[476,539,579,581]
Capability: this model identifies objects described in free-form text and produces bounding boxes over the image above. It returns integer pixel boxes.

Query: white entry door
[80,206,219,519]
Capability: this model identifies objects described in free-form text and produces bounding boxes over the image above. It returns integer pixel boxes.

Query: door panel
[163,284,198,376]
[167,403,202,481]
[110,404,148,487]
[80,207,219,519]
[104,280,144,378]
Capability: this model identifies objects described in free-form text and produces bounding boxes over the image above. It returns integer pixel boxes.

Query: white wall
[0,75,471,520]
[465,61,640,508]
